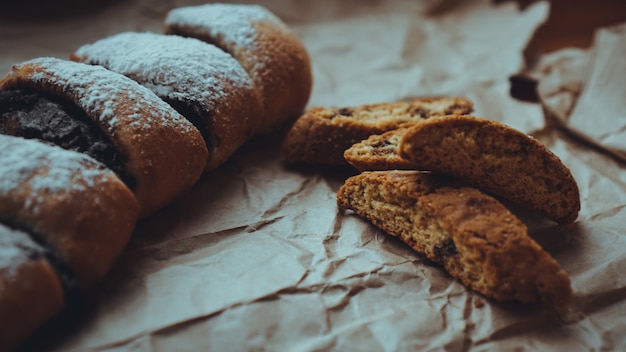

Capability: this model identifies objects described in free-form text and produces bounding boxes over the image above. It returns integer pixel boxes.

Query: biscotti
[164,2,313,134]
[344,127,416,171]
[281,96,473,165]
[400,115,580,224]
[0,57,208,217]
[337,170,573,306]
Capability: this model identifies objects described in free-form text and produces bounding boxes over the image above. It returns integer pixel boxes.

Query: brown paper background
[1,0,625,351]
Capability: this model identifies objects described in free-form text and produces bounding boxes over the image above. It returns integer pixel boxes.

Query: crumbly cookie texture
[282,96,473,166]
[337,170,573,306]
[400,115,580,224]
[344,127,416,171]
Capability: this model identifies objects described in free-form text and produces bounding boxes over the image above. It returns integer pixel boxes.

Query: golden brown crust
[0,224,64,352]
[0,57,208,216]
[337,170,573,306]
[164,3,313,134]
[399,115,581,224]
[344,127,417,171]
[246,20,313,133]
[0,135,139,290]
[282,97,474,165]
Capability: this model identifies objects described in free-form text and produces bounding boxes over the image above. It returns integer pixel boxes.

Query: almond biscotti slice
[400,115,580,224]
[344,127,417,171]
[337,170,573,306]
[281,97,473,166]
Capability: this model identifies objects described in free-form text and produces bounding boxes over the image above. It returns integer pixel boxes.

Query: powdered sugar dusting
[74,32,253,112]
[165,3,285,49]
[9,57,190,134]
[0,134,111,215]
[0,222,45,279]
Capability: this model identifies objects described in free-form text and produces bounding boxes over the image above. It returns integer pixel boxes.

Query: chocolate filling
[0,220,75,298]
[165,99,212,152]
[0,89,136,190]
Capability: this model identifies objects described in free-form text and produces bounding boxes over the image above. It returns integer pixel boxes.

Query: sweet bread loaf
[0,223,64,352]
[0,57,208,217]
[337,170,573,306]
[164,3,313,134]
[0,3,313,349]
[281,97,473,165]
[0,134,139,290]
[71,32,262,171]
[400,115,580,224]
[344,127,416,171]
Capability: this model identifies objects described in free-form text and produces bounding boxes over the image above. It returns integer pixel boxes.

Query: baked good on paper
[281,97,474,165]
[344,127,416,171]
[0,57,208,217]
[337,170,573,306]
[399,115,580,224]
[0,3,314,349]
[0,134,139,290]
[0,223,65,352]
[164,2,313,134]
[71,32,262,171]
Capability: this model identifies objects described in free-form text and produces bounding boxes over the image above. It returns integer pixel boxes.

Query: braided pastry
[0,3,312,349]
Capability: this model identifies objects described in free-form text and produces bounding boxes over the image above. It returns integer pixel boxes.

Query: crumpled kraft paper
[533,22,626,162]
[2,0,625,351]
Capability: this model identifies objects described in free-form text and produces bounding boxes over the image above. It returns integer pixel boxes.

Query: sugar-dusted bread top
[400,115,580,224]
[0,88,134,186]
[0,57,208,216]
[282,97,473,165]
[0,134,139,289]
[165,3,313,134]
[337,170,573,306]
[72,32,262,171]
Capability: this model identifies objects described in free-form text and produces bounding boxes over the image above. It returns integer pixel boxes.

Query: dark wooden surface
[520,0,626,53]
